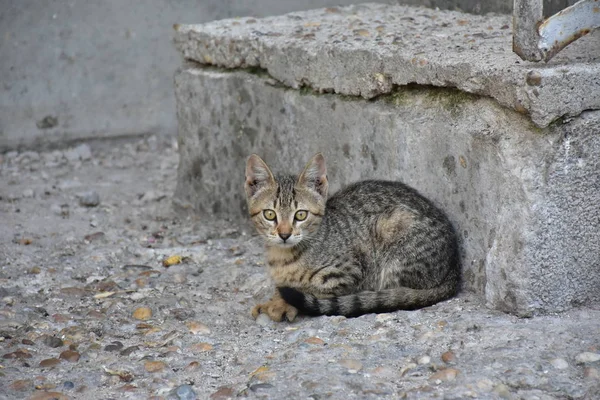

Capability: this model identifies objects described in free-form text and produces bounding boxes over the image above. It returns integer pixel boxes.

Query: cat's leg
[251,290,298,322]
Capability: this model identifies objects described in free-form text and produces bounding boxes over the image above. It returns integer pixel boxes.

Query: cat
[245,153,459,321]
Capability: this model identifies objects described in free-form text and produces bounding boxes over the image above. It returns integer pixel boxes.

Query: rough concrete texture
[2,136,600,399]
[174,3,600,128]
[174,68,600,315]
[2,0,407,152]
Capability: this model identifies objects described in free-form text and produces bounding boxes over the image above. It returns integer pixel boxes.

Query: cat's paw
[251,298,298,322]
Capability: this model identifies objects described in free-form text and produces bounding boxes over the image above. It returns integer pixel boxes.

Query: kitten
[245,153,459,321]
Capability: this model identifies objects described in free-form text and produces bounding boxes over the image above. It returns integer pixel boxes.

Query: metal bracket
[513,0,600,62]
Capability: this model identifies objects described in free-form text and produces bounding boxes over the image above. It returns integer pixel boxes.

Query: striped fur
[245,153,460,320]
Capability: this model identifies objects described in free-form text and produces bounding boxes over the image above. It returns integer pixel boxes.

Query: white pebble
[576,352,600,364]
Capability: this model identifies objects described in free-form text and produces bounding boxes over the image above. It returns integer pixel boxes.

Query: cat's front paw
[251,298,298,322]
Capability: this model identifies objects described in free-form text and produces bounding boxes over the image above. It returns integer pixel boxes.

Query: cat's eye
[263,209,277,221]
[294,210,308,221]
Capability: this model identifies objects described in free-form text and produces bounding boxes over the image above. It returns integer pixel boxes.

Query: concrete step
[173,4,600,315]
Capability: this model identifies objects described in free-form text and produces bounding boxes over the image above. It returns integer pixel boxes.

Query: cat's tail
[278,280,458,318]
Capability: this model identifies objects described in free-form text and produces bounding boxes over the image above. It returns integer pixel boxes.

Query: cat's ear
[298,153,328,198]
[245,154,275,198]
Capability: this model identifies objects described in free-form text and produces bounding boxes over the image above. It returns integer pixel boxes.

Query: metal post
[513,0,600,62]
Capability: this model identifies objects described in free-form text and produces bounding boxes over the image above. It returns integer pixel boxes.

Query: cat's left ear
[298,153,328,198]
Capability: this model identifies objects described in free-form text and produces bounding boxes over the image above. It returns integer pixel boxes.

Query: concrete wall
[0,0,577,151]
[174,67,600,315]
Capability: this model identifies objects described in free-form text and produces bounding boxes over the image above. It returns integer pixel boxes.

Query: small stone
[28,266,41,274]
[418,355,431,365]
[120,345,140,356]
[493,383,512,399]
[185,361,200,372]
[29,392,69,400]
[255,313,273,327]
[22,338,35,345]
[190,342,213,352]
[64,143,92,161]
[59,350,80,362]
[84,232,105,242]
[171,308,196,321]
[40,358,61,368]
[339,359,362,373]
[144,360,166,373]
[175,384,197,400]
[576,352,600,364]
[186,321,210,334]
[42,335,64,348]
[584,367,600,380]
[429,368,460,382]
[550,358,569,369]
[3,349,32,359]
[250,383,274,392]
[22,188,35,198]
[10,379,32,391]
[441,351,456,363]
[133,307,152,320]
[63,381,75,390]
[210,386,234,399]
[104,341,124,352]
[78,190,100,207]
[304,337,325,345]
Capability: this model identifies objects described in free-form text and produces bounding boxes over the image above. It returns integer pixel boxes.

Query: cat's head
[245,153,328,247]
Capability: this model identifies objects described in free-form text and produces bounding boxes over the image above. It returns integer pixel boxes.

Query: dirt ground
[1,136,599,400]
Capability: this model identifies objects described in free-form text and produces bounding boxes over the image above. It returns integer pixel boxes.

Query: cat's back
[325,180,444,217]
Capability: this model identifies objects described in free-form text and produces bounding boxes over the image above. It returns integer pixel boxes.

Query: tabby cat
[245,153,459,321]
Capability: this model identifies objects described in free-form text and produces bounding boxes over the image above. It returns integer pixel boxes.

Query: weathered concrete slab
[174,3,600,128]
[174,67,600,315]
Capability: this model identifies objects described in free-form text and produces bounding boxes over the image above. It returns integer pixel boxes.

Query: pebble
[304,337,325,345]
[417,355,431,365]
[175,384,197,400]
[186,321,211,334]
[441,351,456,363]
[59,350,81,362]
[42,335,64,348]
[104,341,124,352]
[190,342,213,352]
[22,188,35,198]
[133,307,152,320]
[63,381,75,390]
[64,144,92,162]
[145,360,166,373]
[576,352,600,364]
[429,368,460,383]
[550,358,569,369]
[584,367,600,380]
[78,190,101,207]
[29,392,69,400]
[339,359,362,373]
[40,358,61,368]
[120,345,140,356]
[9,379,32,391]
[255,313,273,327]
[493,383,513,399]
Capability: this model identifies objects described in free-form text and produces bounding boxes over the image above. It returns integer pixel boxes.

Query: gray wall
[0,0,577,151]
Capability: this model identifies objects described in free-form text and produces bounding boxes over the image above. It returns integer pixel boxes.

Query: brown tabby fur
[245,153,459,321]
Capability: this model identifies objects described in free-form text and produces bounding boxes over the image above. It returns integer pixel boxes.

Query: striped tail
[278,282,458,318]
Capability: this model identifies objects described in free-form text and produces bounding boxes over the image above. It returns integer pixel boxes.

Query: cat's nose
[278,233,291,241]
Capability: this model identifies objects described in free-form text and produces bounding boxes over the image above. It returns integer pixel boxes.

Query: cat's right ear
[245,154,275,198]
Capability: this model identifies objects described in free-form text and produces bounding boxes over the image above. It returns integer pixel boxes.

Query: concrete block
[174,67,600,315]
[174,3,600,128]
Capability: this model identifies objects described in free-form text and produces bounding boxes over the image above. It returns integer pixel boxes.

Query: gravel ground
[1,136,599,400]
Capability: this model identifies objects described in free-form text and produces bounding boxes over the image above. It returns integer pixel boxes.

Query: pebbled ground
[1,136,599,399]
